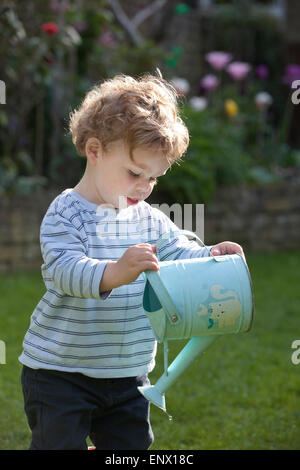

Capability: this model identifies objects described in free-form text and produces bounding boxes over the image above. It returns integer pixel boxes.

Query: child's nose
[136,177,151,193]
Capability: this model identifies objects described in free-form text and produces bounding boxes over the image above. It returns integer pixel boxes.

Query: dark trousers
[21,365,154,450]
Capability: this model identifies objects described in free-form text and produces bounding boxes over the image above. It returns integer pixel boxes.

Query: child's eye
[128,170,140,178]
[128,170,157,184]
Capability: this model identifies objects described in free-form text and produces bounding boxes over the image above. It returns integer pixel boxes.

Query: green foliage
[0,154,47,196]
[1,0,299,203]
[159,104,251,204]
[0,1,166,194]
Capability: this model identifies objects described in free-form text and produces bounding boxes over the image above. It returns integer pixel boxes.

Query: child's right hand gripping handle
[100,243,159,293]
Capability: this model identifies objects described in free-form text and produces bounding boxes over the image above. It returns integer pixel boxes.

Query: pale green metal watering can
[138,230,254,414]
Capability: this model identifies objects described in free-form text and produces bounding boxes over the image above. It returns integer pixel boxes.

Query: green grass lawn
[0,251,300,450]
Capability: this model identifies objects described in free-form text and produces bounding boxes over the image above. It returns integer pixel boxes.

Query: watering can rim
[238,253,255,332]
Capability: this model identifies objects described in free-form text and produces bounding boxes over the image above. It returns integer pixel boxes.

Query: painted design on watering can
[197,284,242,330]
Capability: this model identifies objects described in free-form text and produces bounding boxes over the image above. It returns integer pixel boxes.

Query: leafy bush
[1,1,299,203]
[0,1,166,195]
[159,104,251,204]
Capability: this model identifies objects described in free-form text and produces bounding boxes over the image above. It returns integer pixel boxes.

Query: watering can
[138,230,254,414]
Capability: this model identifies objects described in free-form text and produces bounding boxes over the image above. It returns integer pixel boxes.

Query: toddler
[19,71,244,450]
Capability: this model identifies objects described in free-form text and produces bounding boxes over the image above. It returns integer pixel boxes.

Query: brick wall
[0,189,58,273]
[0,183,299,273]
[203,183,300,252]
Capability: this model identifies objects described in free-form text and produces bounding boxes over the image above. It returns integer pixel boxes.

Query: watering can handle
[143,267,182,326]
[146,230,223,328]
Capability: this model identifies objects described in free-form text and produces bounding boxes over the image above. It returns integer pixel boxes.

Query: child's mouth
[127,197,139,205]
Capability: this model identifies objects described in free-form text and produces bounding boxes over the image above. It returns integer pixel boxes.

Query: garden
[1,0,300,201]
[0,0,300,451]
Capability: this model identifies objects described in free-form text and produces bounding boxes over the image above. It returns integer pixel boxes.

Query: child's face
[89,139,171,208]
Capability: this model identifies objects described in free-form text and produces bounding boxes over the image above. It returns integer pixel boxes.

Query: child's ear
[85,137,102,165]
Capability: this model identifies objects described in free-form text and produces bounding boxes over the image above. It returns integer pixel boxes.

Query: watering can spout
[138,384,167,412]
[138,336,217,412]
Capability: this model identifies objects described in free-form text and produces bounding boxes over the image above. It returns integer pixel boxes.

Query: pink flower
[200,74,219,91]
[226,61,251,81]
[205,51,232,70]
[41,22,59,35]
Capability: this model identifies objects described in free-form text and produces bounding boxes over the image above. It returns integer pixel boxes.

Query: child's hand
[116,244,159,285]
[210,241,245,259]
[100,244,159,292]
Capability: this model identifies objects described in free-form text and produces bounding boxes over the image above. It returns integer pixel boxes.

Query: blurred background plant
[0,0,299,204]
[0,0,165,196]
[168,50,300,204]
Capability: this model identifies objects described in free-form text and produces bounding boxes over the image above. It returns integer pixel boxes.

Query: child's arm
[41,209,117,299]
[41,207,159,297]
[158,233,245,262]
[153,207,244,261]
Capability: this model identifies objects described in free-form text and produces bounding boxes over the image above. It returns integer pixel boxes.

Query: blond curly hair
[69,71,189,163]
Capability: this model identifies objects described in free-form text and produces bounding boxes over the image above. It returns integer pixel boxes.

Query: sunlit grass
[0,251,299,449]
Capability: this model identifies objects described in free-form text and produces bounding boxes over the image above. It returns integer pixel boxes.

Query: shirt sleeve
[152,207,213,262]
[40,209,111,300]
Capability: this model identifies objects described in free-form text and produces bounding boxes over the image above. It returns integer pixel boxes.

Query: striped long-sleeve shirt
[19,189,211,378]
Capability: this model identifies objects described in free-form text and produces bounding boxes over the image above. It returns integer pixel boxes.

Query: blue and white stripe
[19,189,210,378]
